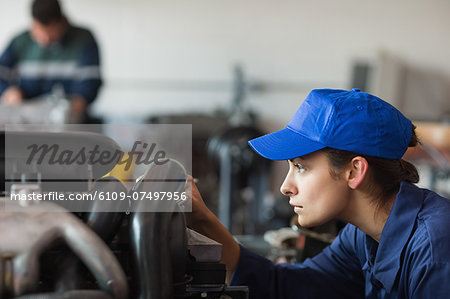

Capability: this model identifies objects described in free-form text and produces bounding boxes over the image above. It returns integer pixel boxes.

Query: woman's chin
[297,215,326,228]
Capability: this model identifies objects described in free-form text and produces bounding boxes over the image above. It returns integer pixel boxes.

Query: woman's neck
[344,191,396,242]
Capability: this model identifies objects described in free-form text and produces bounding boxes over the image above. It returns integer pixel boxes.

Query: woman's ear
[347,156,369,189]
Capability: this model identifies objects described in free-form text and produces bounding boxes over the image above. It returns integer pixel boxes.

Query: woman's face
[280,151,351,227]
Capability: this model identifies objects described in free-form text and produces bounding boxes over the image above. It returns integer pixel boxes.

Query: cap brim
[248,127,326,160]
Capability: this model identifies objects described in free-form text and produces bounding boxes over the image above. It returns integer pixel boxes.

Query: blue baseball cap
[248,88,412,160]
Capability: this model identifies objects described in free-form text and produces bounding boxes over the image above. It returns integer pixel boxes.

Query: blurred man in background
[0,0,102,123]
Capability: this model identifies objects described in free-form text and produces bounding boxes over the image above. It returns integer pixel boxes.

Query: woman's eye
[294,164,306,173]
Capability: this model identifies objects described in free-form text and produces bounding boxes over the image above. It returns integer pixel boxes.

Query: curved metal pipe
[0,199,128,298]
[129,160,188,299]
[84,177,127,243]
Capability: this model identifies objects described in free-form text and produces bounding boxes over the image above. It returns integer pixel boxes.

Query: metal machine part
[187,228,222,262]
[0,198,128,298]
[0,97,69,125]
[130,207,187,298]
[1,129,249,298]
[129,159,188,298]
[14,290,113,299]
[207,126,271,234]
[84,177,128,243]
[129,160,248,298]
[0,131,127,298]
[49,177,128,292]
[1,131,122,194]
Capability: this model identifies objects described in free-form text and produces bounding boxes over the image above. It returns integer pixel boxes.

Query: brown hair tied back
[323,124,419,204]
[397,123,420,183]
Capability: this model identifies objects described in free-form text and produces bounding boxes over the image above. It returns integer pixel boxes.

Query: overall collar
[368,182,424,292]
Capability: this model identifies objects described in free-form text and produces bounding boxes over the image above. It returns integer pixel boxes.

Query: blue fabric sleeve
[68,37,102,104]
[231,224,365,299]
[0,41,17,95]
[410,262,450,298]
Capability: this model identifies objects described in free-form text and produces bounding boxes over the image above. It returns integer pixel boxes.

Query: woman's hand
[185,175,215,231]
[184,175,241,282]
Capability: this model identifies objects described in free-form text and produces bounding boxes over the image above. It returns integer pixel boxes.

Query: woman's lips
[294,206,303,213]
[290,201,303,212]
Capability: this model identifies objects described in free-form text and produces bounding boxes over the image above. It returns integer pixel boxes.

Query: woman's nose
[280,171,297,196]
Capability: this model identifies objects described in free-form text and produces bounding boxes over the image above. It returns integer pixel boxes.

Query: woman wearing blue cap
[187,88,450,298]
